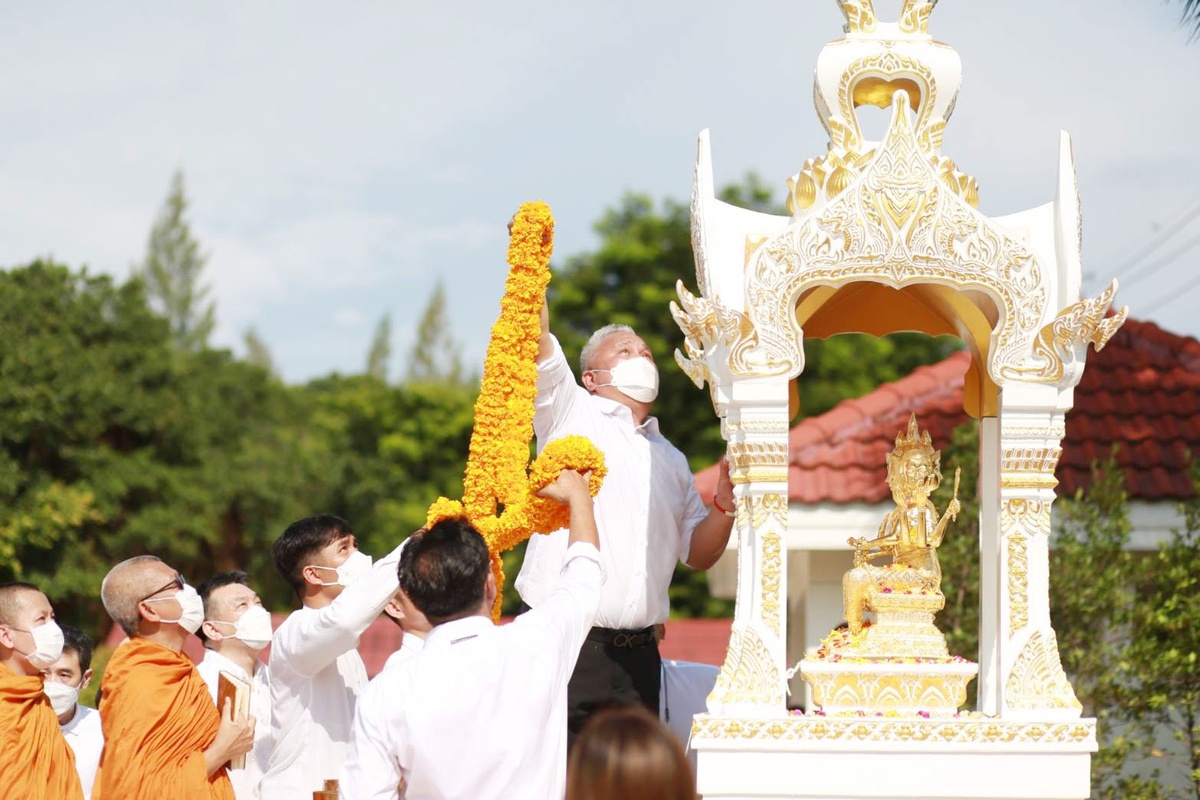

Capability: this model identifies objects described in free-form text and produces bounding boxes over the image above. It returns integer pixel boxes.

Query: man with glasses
[94,556,255,799]
[0,581,84,799]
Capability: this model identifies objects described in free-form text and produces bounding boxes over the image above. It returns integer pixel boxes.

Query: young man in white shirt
[196,572,275,800]
[340,469,602,799]
[516,304,736,741]
[43,625,103,800]
[260,515,405,800]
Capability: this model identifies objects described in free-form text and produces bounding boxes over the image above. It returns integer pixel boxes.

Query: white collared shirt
[376,632,424,678]
[60,703,103,800]
[516,335,708,628]
[260,542,404,800]
[196,649,273,800]
[340,542,602,800]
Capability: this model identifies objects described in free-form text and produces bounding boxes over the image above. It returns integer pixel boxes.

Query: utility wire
[1118,231,1200,292]
[1141,270,1200,315]
[1109,201,1200,281]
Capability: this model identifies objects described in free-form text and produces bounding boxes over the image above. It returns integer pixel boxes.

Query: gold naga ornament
[425,201,606,620]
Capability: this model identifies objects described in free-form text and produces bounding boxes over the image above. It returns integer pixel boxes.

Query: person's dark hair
[566,705,695,800]
[397,517,489,625]
[59,624,94,673]
[272,515,354,596]
[196,571,250,642]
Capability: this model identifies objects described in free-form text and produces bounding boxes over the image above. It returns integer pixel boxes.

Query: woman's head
[566,705,695,800]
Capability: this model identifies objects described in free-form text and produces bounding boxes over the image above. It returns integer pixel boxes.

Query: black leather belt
[586,626,656,649]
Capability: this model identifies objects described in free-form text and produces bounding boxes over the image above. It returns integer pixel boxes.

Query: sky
[0,1,1197,383]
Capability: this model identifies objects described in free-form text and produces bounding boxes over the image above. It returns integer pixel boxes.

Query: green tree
[405,281,466,385]
[366,313,392,382]
[139,170,216,351]
[244,326,275,374]
[0,261,322,633]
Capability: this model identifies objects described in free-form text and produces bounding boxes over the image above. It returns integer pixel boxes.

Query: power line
[1110,201,1200,281]
[1118,230,1200,292]
[1140,270,1200,315]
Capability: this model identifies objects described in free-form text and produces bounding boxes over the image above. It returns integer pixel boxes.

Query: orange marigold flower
[424,201,606,620]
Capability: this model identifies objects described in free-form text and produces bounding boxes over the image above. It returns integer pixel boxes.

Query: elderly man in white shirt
[515,303,736,741]
[195,571,275,800]
[42,625,103,800]
[340,469,602,799]
[260,515,406,800]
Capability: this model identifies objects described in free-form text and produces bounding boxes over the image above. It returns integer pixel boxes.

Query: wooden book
[216,670,252,770]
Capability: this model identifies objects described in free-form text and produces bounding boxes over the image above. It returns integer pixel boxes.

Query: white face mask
[146,584,205,634]
[207,604,274,651]
[312,550,373,587]
[9,619,65,670]
[43,679,79,717]
[594,357,659,403]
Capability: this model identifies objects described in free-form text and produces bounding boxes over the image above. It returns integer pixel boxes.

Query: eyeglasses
[139,573,185,603]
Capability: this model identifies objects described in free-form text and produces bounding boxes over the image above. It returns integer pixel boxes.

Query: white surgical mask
[10,619,65,670]
[312,550,373,587]
[146,584,205,634]
[595,357,659,403]
[208,604,274,650]
[43,679,79,717]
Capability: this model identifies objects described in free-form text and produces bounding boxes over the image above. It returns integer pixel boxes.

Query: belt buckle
[613,633,631,648]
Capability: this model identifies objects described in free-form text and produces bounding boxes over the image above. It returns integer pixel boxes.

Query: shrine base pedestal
[690,714,1096,800]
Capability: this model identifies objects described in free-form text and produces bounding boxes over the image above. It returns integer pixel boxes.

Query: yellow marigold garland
[426,201,606,620]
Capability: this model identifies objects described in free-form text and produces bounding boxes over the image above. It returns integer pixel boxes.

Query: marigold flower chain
[426,201,606,619]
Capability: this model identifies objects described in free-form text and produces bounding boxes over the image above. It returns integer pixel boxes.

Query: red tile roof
[695,319,1200,504]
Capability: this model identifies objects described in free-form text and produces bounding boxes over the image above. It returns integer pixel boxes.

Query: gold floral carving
[747,100,1045,383]
[727,442,789,485]
[671,280,754,396]
[1006,631,1082,711]
[1001,280,1128,385]
[899,0,937,35]
[761,530,782,635]
[724,418,790,435]
[1007,529,1029,633]
[1001,499,1048,634]
[840,0,878,34]
[690,715,1096,747]
[707,624,785,708]
[801,663,975,715]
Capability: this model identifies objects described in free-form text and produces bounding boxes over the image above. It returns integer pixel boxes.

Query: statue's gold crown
[886,414,941,487]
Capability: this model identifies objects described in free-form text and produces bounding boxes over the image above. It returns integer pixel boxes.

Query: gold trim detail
[1001,280,1128,385]
[756,495,787,636]
[899,0,936,34]
[1006,631,1082,711]
[690,715,1096,746]
[707,624,785,709]
[1001,499,1048,634]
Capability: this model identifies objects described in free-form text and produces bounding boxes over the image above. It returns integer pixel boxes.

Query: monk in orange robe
[0,581,84,800]
[94,556,254,800]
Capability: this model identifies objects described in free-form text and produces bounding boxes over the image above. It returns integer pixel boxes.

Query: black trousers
[518,603,662,750]
[566,632,662,749]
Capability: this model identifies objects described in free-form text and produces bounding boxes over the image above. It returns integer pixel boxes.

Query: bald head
[0,582,43,626]
[101,556,175,636]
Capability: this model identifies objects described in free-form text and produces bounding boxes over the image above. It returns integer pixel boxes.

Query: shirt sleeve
[272,542,404,678]
[339,681,402,800]
[521,542,602,681]
[677,456,711,563]
[533,334,587,444]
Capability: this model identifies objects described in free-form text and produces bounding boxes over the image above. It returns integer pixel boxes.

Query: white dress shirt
[196,649,273,800]
[340,542,602,800]
[260,542,404,800]
[377,632,424,677]
[60,703,103,800]
[516,335,707,629]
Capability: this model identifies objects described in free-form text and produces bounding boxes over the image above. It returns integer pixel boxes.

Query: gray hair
[580,324,638,374]
[101,555,163,637]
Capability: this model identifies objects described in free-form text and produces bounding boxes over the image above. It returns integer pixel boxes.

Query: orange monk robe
[93,638,235,800]
[0,663,85,800]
